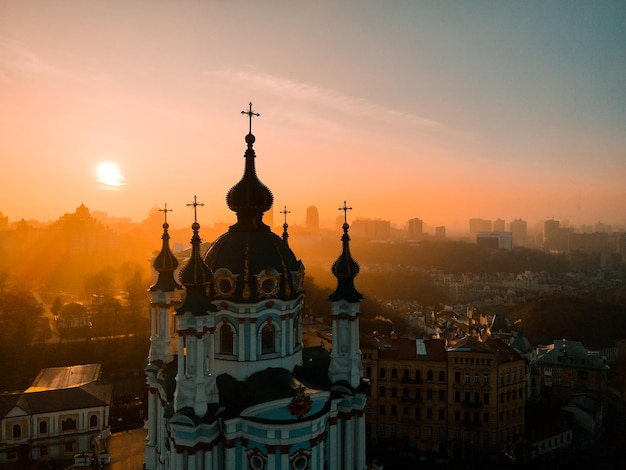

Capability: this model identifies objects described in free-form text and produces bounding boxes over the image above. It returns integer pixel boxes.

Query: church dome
[204,129,304,303]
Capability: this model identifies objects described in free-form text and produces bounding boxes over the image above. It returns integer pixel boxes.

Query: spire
[226,102,273,230]
[150,203,182,292]
[177,197,217,315]
[329,201,363,303]
[280,205,291,245]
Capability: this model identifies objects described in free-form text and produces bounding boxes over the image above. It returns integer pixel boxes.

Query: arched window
[262,322,275,354]
[220,324,234,355]
[39,420,48,435]
[61,418,77,432]
[12,424,21,439]
[89,415,98,428]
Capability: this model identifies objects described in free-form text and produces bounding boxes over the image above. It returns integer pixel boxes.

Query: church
[143,104,369,469]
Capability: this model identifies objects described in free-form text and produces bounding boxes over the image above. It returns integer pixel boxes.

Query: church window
[89,415,98,428]
[257,269,280,298]
[61,418,77,432]
[12,424,21,439]
[291,454,308,470]
[39,420,48,435]
[220,322,234,354]
[249,451,266,470]
[261,322,275,354]
[214,268,237,298]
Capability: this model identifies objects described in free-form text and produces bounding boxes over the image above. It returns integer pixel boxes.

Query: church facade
[144,105,368,470]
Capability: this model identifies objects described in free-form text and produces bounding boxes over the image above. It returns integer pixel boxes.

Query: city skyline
[1,1,625,233]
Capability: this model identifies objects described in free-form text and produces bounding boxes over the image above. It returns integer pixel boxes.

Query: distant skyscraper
[435,226,446,239]
[408,217,423,240]
[469,218,492,238]
[509,218,528,244]
[493,218,505,232]
[351,218,391,239]
[306,205,319,231]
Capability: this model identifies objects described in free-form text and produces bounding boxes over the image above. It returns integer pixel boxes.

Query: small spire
[280,205,291,245]
[176,199,216,315]
[329,201,363,303]
[150,203,182,292]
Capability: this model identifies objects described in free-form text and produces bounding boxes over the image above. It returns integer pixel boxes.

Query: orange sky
[1,1,625,235]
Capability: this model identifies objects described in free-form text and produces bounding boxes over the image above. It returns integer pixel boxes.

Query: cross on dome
[280,205,291,225]
[241,102,260,135]
[158,203,172,224]
[186,195,204,223]
[339,200,352,225]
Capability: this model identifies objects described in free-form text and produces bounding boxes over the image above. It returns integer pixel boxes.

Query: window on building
[438,390,445,401]
[391,368,397,379]
[39,420,48,435]
[40,446,48,456]
[12,424,21,439]
[64,442,74,453]
[484,374,489,383]
[464,392,470,403]
[455,371,460,383]
[427,370,433,381]
[416,370,421,382]
[366,367,371,378]
[427,408,433,419]
[415,408,421,419]
[455,410,460,422]
[427,389,433,400]
[379,405,386,416]
[403,369,410,380]
[438,371,445,382]
[415,425,420,435]
[474,374,479,383]
[427,426,432,437]
[455,391,460,402]
[380,368,386,378]
[403,406,409,416]
[379,423,385,433]
[61,418,77,432]
[438,409,445,420]
[403,388,409,399]
[89,415,98,428]
[379,386,385,397]
[391,406,397,417]
[391,387,397,398]
[465,373,470,383]
[261,322,275,354]
[391,424,396,434]
[483,393,489,404]
[483,412,489,422]
[220,324,234,354]
[464,430,469,442]
[403,425,408,434]
[483,431,489,442]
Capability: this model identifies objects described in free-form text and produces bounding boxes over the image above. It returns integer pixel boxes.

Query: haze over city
[1,1,625,233]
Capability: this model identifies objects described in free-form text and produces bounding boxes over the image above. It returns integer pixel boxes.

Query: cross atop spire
[186,195,204,223]
[241,102,260,134]
[158,203,172,224]
[280,205,291,225]
[338,200,352,225]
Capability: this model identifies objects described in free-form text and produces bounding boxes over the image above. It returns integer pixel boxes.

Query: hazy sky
[1,1,625,233]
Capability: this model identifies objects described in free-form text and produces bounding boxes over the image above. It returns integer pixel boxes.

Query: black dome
[204,228,303,303]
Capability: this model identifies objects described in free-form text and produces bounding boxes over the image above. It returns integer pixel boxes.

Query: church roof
[150,214,182,292]
[203,128,303,303]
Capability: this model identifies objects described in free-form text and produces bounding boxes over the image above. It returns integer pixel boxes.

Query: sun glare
[96,161,126,187]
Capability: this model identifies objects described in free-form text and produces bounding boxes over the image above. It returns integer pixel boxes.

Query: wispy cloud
[0,35,110,85]
[209,67,461,136]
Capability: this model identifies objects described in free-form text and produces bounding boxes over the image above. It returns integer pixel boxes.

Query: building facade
[144,112,368,470]
[0,364,111,465]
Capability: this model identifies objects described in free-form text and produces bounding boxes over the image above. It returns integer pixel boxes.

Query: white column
[249,320,257,361]
[281,319,286,355]
[344,416,354,469]
[355,412,366,470]
[208,332,215,373]
[239,320,247,360]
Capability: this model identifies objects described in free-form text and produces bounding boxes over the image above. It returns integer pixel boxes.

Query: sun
[96,161,126,187]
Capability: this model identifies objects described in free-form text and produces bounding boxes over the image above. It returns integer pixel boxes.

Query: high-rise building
[144,111,367,470]
[408,218,423,240]
[469,219,492,238]
[493,218,505,232]
[508,219,527,244]
[306,205,319,231]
